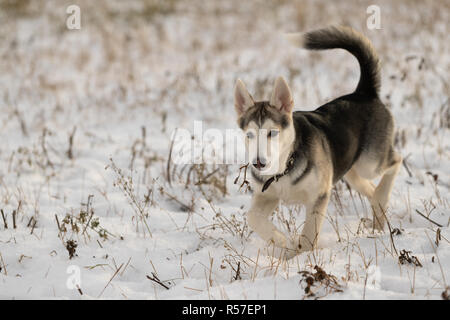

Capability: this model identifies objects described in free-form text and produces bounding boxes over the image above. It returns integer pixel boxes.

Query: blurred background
[1,0,448,130]
[1,0,448,188]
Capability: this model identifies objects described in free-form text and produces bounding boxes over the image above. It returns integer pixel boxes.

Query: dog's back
[288,26,396,183]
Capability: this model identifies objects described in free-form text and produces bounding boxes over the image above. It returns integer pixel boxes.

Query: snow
[0,0,448,300]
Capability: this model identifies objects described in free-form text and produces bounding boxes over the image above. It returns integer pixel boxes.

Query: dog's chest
[255,169,319,206]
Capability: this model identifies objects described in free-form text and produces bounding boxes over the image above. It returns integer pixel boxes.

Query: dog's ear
[270,77,293,113]
[234,79,254,116]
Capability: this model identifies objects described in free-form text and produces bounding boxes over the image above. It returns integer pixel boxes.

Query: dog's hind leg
[247,195,287,248]
[370,151,402,230]
[344,168,377,229]
[344,168,375,199]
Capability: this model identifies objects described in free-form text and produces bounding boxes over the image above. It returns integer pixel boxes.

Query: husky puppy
[234,26,401,258]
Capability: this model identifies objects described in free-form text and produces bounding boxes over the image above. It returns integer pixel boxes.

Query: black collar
[261,151,298,192]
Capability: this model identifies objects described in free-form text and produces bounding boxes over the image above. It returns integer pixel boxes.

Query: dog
[234,26,402,258]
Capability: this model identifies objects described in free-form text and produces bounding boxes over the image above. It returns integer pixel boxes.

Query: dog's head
[234,77,296,175]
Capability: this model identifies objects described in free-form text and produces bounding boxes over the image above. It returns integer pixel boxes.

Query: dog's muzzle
[252,157,266,170]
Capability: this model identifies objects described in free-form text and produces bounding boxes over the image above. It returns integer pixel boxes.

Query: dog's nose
[252,157,266,170]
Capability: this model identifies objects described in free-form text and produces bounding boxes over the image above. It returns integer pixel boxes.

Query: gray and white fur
[234,26,402,258]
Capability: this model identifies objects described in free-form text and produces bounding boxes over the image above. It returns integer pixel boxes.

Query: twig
[76,285,83,296]
[425,231,447,287]
[234,163,251,192]
[27,216,34,227]
[82,195,95,235]
[1,209,7,229]
[30,219,37,235]
[146,272,170,290]
[233,261,242,281]
[12,210,16,229]
[378,205,398,256]
[0,252,7,275]
[55,214,66,245]
[402,157,413,178]
[67,126,77,160]
[55,214,61,232]
[415,209,443,227]
[98,263,124,298]
[195,168,220,185]
[120,257,132,277]
[159,187,193,213]
[166,128,177,186]
[97,239,103,248]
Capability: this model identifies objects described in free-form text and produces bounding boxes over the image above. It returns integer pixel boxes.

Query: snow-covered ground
[0,0,448,299]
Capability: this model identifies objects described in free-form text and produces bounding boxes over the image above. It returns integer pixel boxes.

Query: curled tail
[286,26,380,97]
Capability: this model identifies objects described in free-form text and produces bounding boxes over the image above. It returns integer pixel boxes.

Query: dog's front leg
[247,194,287,248]
[297,192,330,252]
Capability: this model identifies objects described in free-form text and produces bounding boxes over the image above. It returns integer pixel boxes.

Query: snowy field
[0,0,449,299]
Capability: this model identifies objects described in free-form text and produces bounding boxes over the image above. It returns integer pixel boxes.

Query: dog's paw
[359,218,373,229]
[358,218,385,233]
[265,233,299,259]
[269,230,289,248]
[266,246,297,260]
[281,235,313,259]
[265,233,315,260]
[280,248,298,260]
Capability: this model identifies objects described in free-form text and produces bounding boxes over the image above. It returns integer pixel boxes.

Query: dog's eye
[246,132,254,139]
[268,130,279,138]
